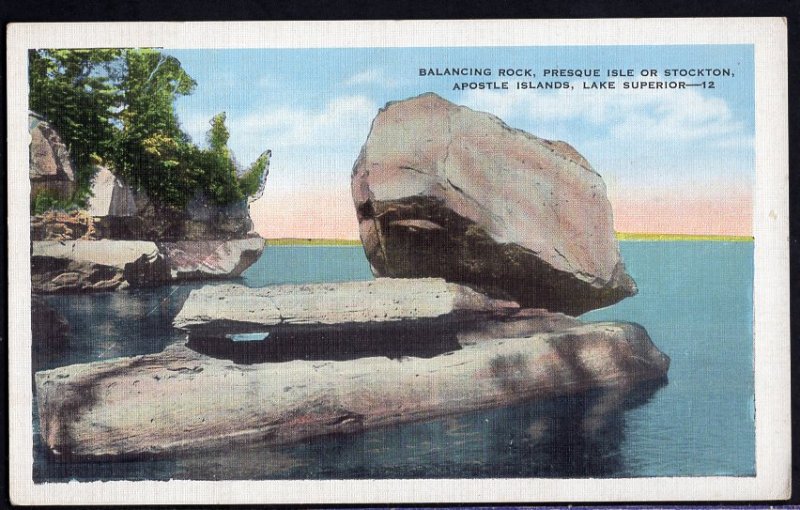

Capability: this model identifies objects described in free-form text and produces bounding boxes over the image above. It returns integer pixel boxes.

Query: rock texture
[352,93,636,314]
[31,238,265,293]
[29,113,75,201]
[31,240,158,293]
[86,166,138,218]
[30,210,98,241]
[91,191,256,242]
[160,237,265,282]
[35,316,669,459]
[31,295,69,347]
[173,278,519,336]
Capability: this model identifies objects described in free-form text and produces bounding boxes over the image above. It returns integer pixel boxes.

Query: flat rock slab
[31,240,159,293]
[173,278,520,336]
[35,320,669,459]
[161,237,265,280]
[31,238,264,293]
[352,93,636,314]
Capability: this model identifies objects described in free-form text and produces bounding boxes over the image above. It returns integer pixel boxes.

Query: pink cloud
[250,188,361,240]
[612,193,752,236]
[252,187,753,240]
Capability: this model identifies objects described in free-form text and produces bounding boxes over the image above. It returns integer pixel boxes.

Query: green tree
[194,112,244,204]
[238,150,270,197]
[29,48,266,211]
[112,49,197,206]
[28,49,121,168]
[28,49,123,209]
[208,112,230,156]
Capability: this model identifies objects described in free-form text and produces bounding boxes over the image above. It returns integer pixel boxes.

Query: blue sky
[165,45,754,237]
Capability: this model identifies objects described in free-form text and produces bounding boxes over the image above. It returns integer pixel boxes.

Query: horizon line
[265,232,754,245]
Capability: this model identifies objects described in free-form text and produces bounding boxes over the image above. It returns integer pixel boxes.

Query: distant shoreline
[615,232,753,242]
[265,233,753,246]
[266,238,363,246]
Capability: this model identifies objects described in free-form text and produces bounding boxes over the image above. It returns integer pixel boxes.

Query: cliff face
[82,165,259,242]
[29,113,75,202]
[88,178,256,242]
[29,125,271,293]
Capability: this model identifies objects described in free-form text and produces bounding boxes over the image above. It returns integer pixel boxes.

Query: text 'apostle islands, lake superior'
[419,67,737,90]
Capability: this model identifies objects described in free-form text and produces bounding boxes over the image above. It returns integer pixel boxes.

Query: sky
[166,45,754,239]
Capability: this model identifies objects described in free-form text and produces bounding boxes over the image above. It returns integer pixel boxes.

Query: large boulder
[36,312,668,459]
[29,113,75,202]
[351,93,636,315]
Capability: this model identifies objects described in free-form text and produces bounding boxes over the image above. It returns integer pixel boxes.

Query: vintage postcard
[7,18,789,504]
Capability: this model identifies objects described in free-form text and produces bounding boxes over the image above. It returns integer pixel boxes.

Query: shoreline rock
[29,112,75,203]
[30,210,98,241]
[35,316,668,460]
[352,93,636,315]
[31,237,265,293]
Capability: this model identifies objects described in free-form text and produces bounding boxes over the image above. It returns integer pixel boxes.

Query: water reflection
[34,379,664,482]
[32,243,756,481]
[33,285,200,372]
[172,379,665,480]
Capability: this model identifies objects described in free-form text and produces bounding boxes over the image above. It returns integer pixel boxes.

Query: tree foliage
[28,48,267,210]
[239,151,270,197]
[29,49,121,169]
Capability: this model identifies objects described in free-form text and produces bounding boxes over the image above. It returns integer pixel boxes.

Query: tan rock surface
[35,320,668,459]
[173,278,519,335]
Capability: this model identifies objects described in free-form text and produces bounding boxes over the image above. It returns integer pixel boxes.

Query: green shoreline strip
[615,232,753,242]
[266,238,363,246]
[266,233,753,246]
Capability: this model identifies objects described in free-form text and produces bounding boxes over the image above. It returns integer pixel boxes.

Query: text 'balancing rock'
[351,92,637,315]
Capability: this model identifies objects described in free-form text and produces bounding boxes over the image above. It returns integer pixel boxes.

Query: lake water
[33,241,755,482]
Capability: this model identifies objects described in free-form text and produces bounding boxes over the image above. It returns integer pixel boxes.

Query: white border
[7,18,790,504]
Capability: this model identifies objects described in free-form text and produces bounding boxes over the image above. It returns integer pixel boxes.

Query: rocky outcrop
[31,238,265,293]
[29,113,75,201]
[31,240,157,293]
[86,166,138,218]
[159,237,265,282]
[84,157,269,242]
[35,302,668,459]
[88,190,256,242]
[28,118,267,293]
[30,210,97,241]
[351,93,636,315]
[175,280,592,364]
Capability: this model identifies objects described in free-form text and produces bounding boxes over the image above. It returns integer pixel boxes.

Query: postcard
[7,18,790,504]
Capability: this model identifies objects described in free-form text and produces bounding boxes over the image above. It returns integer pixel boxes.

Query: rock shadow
[186,318,466,364]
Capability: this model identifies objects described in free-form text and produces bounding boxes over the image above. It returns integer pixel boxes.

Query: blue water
[33,241,754,481]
